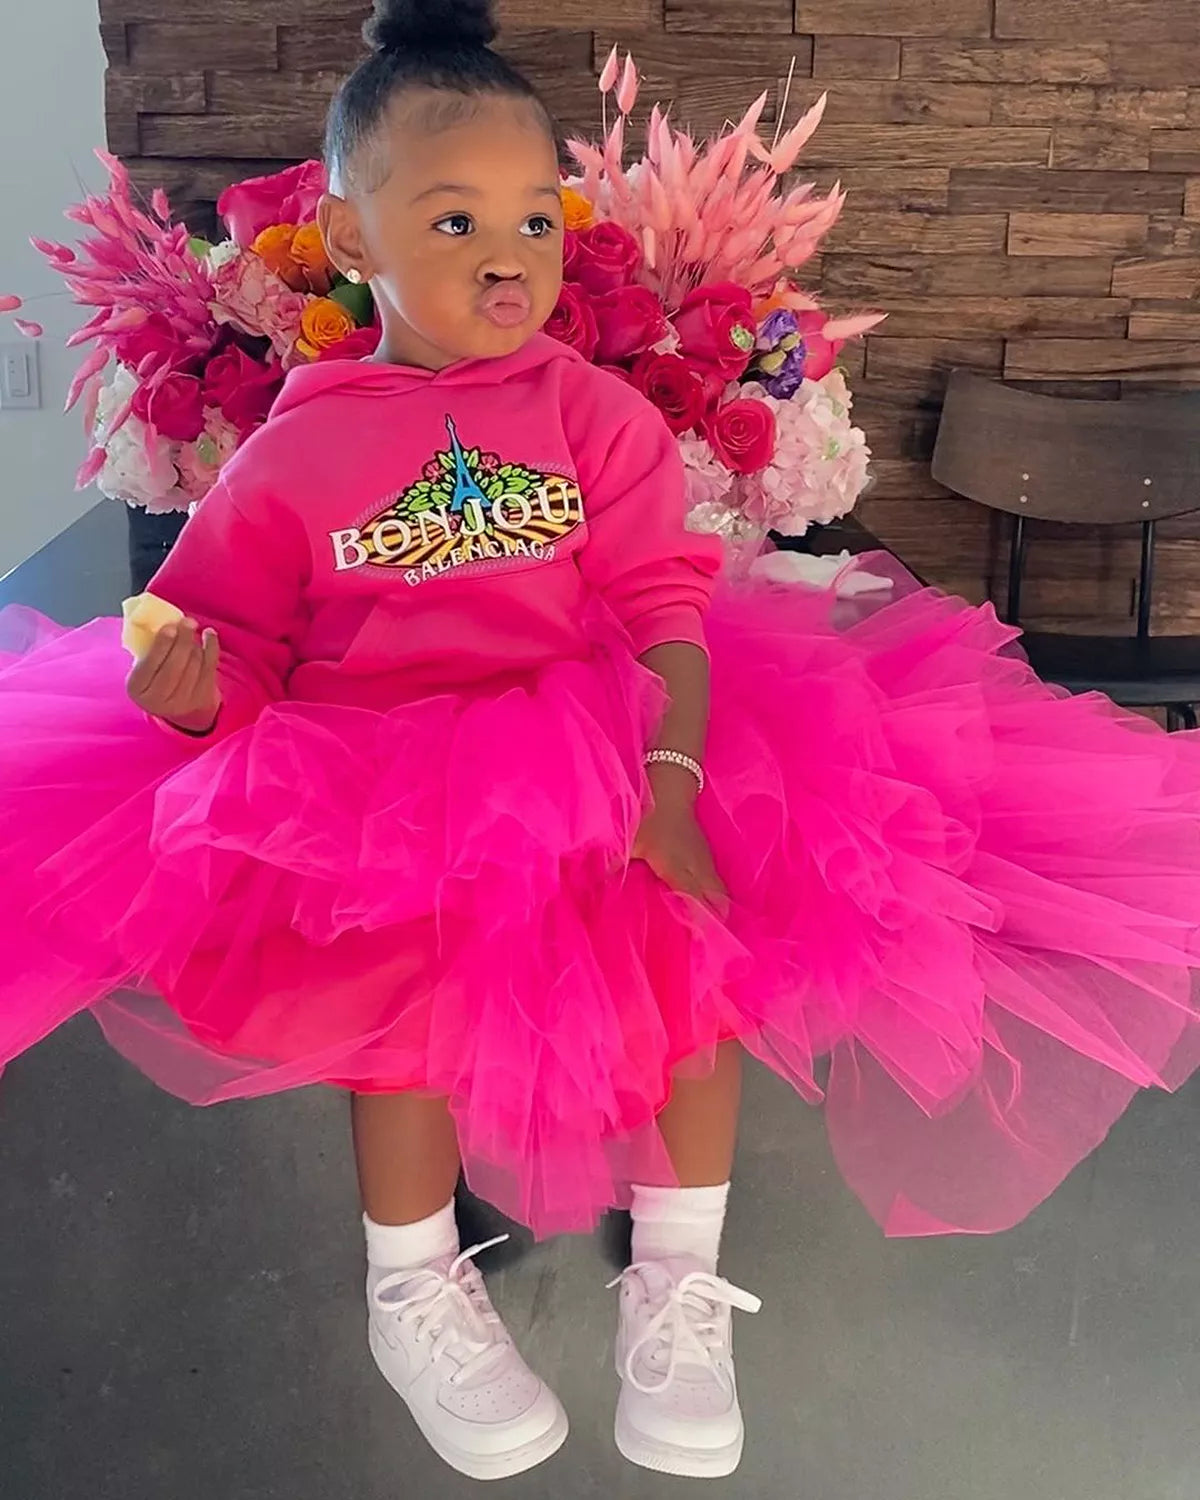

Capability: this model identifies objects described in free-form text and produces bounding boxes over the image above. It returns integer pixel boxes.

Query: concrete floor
[3,505,1200,1500]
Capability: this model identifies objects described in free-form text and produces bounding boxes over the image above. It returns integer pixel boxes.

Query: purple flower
[761,346,807,400]
[756,308,799,351]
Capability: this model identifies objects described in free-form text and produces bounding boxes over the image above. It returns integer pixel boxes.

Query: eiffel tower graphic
[444,416,488,516]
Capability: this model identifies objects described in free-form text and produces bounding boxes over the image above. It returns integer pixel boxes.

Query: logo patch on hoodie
[329,416,582,583]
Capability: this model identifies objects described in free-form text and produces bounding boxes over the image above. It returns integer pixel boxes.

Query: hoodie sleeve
[148,470,309,740]
[576,404,722,656]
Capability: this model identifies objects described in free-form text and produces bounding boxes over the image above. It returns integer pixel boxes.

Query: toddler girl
[5,0,1200,1483]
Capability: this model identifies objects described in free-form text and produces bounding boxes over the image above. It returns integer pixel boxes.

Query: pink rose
[218,161,328,249]
[317,324,382,361]
[572,221,641,295]
[632,352,709,436]
[673,282,756,379]
[544,282,599,360]
[132,371,205,442]
[704,398,776,474]
[592,284,668,364]
[795,311,844,382]
[202,345,284,436]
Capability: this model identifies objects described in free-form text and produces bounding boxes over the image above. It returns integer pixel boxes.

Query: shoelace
[608,1265,763,1396]
[374,1235,511,1387]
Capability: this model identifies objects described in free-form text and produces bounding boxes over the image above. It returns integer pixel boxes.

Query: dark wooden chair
[932,370,1200,732]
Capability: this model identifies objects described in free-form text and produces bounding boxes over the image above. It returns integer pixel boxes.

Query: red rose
[685,281,753,316]
[592,284,668,364]
[544,282,598,360]
[692,361,729,410]
[795,311,843,382]
[223,369,285,437]
[218,160,328,249]
[114,312,188,373]
[632,352,709,436]
[704,398,776,475]
[572,221,641,295]
[317,324,382,361]
[562,229,581,281]
[203,345,258,408]
[673,281,757,379]
[202,345,285,435]
[132,371,205,442]
[597,363,634,385]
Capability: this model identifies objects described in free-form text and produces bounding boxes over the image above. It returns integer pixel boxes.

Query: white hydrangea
[736,372,871,537]
[204,238,243,273]
[93,364,182,510]
[677,431,734,512]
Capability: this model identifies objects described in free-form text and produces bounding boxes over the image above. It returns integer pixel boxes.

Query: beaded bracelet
[644,748,706,795]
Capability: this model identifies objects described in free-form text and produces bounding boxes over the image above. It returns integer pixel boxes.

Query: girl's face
[321,95,564,371]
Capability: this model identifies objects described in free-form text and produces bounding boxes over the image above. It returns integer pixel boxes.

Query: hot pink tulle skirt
[4,557,1200,1237]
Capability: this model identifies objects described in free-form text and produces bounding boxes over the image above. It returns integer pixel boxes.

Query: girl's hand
[126,619,221,734]
[633,777,728,911]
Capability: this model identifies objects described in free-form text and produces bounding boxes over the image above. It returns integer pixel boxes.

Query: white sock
[630,1182,731,1275]
[364,1198,459,1271]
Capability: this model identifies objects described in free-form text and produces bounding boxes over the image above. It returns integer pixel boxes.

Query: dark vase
[771,524,825,556]
[127,505,187,594]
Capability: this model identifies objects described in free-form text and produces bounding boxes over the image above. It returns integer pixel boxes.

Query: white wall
[0,0,106,576]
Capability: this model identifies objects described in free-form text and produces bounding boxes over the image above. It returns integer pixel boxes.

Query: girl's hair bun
[365,0,498,55]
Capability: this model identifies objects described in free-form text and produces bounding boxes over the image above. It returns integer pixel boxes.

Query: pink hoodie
[152,335,722,736]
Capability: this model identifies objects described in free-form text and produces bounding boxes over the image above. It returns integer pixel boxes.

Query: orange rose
[560,187,594,232]
[295,296,357,360]
[251,223,306,290]
[290,222,333,293]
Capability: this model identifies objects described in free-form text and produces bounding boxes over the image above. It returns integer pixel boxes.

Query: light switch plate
[0,341,41,410]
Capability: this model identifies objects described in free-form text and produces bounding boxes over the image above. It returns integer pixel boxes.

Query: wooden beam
[795,0,991,37]
[995,0,1200,42]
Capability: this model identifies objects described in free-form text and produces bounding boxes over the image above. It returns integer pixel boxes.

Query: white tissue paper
[749,549,895,597]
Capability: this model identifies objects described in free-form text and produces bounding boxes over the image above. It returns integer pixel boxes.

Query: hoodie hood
[271,333,579,419]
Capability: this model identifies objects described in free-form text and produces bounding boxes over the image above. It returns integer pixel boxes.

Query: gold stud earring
[344,267,364,285]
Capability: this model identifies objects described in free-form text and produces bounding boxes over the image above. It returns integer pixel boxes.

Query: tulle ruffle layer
[3,559,1200,1236]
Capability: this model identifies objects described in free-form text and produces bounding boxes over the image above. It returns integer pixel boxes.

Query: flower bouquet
[3,158,378,512]
[552,51,882,553]
[3,51,878,547]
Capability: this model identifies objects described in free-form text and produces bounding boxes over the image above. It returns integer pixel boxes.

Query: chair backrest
[931,371,1200,633]
[931,371,1200,525]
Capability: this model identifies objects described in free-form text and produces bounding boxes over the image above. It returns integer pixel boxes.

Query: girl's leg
[351,1090,461,1226]
[616,1043,753,1478]
[353,1090,568,1479]
[655,1039,743,1188]
[351,1038,744,1227]
[628,1040,742,1274]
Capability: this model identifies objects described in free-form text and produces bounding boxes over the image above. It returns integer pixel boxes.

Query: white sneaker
[612,1257,762,1479]
[368,1236,568,1482]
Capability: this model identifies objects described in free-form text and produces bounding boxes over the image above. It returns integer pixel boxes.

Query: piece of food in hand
[120,592,185,661]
